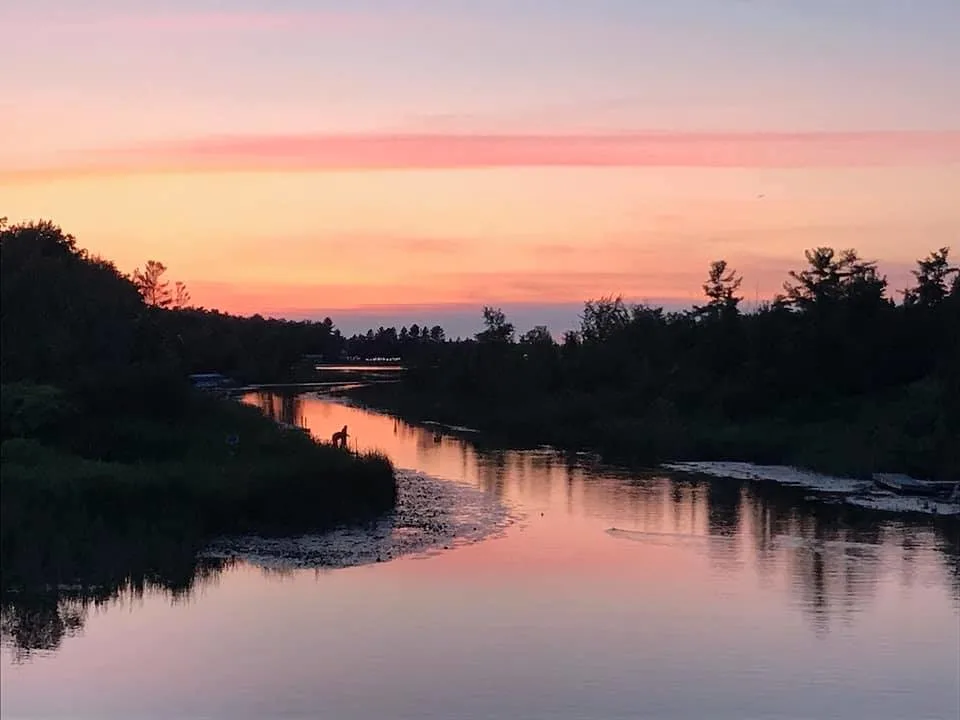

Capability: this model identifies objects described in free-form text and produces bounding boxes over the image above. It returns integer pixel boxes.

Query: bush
[0,383,75,440]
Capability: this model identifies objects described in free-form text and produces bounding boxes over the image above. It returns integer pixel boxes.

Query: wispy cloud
[7,131,958,181]
[2,9,397,35]
[187,255,920,321]
[186,266,736,314]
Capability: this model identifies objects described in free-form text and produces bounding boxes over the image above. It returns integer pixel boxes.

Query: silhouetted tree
[695,260,742,319]
[476,306,514,344]
[782,248,886,311]
[1,220,146,389]
[173,281,191,309]
[132,260,173,307]
[561,330,581,348]
[840,251,888,311]
[519,326,554,346]
[904,247,958,308]
[580,296,630,344]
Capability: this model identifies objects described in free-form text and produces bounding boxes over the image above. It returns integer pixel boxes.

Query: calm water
[3,390,959,720]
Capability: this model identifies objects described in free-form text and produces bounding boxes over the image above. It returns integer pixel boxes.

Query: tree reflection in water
[6,391,957,660]
[468,440,959,636]
[2,557,230,663]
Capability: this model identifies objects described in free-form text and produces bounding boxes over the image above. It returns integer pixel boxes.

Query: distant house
[188,373,233,391]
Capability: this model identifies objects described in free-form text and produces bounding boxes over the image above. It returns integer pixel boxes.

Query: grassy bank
[346,379,956,481]
[1,383,396,591]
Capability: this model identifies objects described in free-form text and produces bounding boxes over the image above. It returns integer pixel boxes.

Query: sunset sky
[3,0,959,335]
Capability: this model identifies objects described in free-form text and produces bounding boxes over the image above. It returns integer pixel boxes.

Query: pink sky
[3,1,959,332]
[8,131,959,177]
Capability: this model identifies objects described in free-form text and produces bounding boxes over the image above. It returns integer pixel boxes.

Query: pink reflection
[2,392,957,720]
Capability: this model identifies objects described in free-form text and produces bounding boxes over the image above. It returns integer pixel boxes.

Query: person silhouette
[331,425,349,449]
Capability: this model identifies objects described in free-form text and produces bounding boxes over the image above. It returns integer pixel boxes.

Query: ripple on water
[200,470,516,571]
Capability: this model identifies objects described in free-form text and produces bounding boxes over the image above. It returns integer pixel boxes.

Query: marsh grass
[1,385,396,591]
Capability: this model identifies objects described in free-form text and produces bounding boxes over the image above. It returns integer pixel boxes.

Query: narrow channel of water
[3,389,958,720]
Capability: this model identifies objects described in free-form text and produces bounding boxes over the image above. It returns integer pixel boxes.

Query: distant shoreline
[343,381,959,510]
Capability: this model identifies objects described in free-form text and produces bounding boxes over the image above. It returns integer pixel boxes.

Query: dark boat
[873,473,944,497]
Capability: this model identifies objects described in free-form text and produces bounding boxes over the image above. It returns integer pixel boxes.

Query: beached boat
[872,473,944,497]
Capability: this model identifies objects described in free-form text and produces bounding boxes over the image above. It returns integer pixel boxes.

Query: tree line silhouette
[2,218,957,480]
[1,219,395,597]
[12,217,957,660]
[359,246,960,481]
[0,219,443,392]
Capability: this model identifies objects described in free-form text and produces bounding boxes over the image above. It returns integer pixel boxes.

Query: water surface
[3,390,958,720]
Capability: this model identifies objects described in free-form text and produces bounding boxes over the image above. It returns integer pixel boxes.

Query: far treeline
[356,248,960,482]
[3,217,958,483]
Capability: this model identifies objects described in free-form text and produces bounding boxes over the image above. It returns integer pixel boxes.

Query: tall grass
[1,385,396,591]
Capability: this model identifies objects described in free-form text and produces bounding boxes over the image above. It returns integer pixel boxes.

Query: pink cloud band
[4,10,392,34]
[6,131,960,181]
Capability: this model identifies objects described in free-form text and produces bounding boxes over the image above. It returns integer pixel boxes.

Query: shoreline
[340,383,960,519]
[663,461,960,517]
[0,384,398,593]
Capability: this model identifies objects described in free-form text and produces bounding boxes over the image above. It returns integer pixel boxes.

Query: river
[2,389,958,720]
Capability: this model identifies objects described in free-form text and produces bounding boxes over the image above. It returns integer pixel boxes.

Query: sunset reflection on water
[3,390,957,720]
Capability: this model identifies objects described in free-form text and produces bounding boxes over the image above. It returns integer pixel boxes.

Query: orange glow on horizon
[4,161,958,317]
